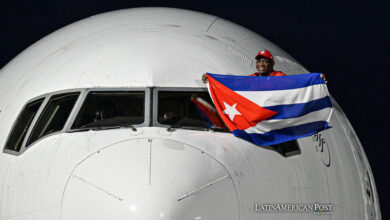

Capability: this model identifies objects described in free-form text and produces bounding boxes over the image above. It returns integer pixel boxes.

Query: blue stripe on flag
[265,96,332,120]
[232,121,329,146]
[207,73,324,91]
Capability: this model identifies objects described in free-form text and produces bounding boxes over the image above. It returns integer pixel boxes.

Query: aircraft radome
[0,7,381,220]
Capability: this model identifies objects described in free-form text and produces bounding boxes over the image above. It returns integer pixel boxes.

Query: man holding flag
[202,49,327,82]
[202,50,332,146]
[202,49,285,83]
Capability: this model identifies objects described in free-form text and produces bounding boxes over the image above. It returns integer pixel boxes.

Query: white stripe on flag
[245,107,333,134]
[236,84,329,107]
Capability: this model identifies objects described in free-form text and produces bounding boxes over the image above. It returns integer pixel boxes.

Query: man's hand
[202,73,208,83]
[320,74,328,84]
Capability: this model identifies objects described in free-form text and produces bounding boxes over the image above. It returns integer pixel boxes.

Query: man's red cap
[255,50,274,61]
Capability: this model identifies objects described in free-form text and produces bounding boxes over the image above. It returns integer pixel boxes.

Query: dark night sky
[1,0,389,217]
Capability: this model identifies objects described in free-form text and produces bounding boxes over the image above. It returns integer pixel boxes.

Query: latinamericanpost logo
[254,203,332,214]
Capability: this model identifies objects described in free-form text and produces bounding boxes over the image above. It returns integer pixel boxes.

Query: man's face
[256,57,274,74]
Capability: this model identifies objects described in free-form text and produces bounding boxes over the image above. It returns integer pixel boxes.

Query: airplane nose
[61,138,239,220]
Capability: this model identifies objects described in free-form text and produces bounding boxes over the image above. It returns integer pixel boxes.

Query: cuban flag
[191,96,226,129]
[206,73,332,146]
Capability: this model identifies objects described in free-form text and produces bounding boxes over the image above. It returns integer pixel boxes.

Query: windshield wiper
[70,124,137,133]
[206,127,229,132]
[167,125,182,132]
[166,124,229,132]
[68,127,93,133]
[119,123,137,131]
[167,125,214,132]
[93,126,122,131]
[68,126,120,133]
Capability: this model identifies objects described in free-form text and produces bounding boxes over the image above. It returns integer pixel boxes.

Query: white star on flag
[223,102,241,121]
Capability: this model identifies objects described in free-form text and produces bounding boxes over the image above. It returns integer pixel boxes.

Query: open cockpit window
[5,98,44,152]
[71,91,145,130]
[157,91,227,130]
[26,93,80,146]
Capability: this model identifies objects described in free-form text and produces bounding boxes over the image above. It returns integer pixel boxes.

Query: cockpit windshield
[4,88,230,155]
[157,91,227,130]
[71,91,145,130]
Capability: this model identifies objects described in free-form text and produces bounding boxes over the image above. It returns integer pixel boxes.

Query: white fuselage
[0,8,380,220]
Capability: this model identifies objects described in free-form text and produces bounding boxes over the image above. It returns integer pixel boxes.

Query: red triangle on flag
[207,74,277,131]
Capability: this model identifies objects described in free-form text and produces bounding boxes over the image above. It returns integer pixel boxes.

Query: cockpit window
[26,93,80,146]
[71,91,145,130]
[5,98,44,152]
[157,91,227,130]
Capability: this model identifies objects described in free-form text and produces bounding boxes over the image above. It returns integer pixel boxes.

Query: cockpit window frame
[152,87,212,128]
[67,88,150,132]
[25,92,81,148]
[2,96,46,156]
[3,88,150,156]
[2,89,81,156]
